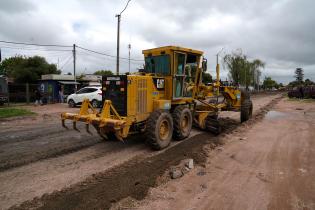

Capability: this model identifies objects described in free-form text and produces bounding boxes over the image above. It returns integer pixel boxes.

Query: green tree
[263,77,277,89]
[304,78,314,86]
[295,68,304,83]
[288,80,300,87]
[93,70,114,76]
[202,72,212,84]
[223,50,264,90]
[0,55,60,83]
[250,59,265,89]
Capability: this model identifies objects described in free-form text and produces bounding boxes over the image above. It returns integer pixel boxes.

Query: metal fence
[8,83,37,103]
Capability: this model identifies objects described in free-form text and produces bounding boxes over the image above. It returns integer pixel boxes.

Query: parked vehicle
[66,86,102,108]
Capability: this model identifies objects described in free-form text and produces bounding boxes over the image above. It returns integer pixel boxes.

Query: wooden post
[26,83,30,104]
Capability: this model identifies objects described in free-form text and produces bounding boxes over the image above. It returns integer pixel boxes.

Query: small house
[40,74,80,103]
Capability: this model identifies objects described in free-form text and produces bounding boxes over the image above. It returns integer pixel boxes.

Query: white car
[67,86,102,108]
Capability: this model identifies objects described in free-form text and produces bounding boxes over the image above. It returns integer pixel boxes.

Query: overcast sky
[0,0,314,84]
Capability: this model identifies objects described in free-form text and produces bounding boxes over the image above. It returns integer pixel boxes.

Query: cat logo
[156,79,165,89]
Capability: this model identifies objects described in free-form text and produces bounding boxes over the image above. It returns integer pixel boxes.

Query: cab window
[145,55,170,75]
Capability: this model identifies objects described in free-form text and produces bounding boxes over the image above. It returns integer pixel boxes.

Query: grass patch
[0,107,35,119]
[286,97,315,103]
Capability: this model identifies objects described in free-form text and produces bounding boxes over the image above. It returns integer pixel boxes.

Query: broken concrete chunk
[170,169,183,179]
[216,147,224,152]
[185,159,194,169]
[181,167,190,174]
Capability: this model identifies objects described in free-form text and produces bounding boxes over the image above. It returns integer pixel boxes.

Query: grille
[137,79,147,114]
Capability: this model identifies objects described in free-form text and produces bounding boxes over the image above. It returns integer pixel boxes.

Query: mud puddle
[265,110,289,120]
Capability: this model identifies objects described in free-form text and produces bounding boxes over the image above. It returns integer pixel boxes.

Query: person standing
[59,86,64,103]
[34,89,42,106]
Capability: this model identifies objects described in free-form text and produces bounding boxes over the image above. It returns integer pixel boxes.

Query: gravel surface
[0,94,281,209]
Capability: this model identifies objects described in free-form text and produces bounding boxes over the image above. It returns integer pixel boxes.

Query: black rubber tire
[172,106,192,140]
[68,99,75,108]
[241,90,251,100]
[205,114,221,135]
[145,110,173,150]
[241,100,253,122]
[91,99,99,108]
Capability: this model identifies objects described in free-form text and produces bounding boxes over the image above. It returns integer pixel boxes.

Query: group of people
[34,86,64,106]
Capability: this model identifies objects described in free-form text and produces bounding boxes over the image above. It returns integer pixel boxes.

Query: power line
[0,40,143,61]
[76,45,143,62]
[77,50,142,64]
[119,0,132,15]
[60,55,73,70]
[0,45,72,52]
[0,40,71,48]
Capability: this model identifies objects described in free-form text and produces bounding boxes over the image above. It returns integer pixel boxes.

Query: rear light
[105,81,110,85]
[98,93,102,96]
[116,81,121,85]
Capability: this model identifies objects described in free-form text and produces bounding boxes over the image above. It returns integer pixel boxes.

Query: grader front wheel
[240,90,253,123]
[241,100,253,123]
[172,106,192,140]
[145,110,173,150]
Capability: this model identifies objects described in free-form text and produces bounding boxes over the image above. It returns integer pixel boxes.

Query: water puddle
[265,111,288,120]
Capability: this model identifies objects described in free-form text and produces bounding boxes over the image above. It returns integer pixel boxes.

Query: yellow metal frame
[61,99,132,141]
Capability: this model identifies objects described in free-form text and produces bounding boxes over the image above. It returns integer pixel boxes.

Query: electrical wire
[0,45,72,52]
[0,40,143,62]
[77,50,142,64]
[119,0,131,15]
[0,40,71,48]
[76,45,143,62]
[60,55,73,70]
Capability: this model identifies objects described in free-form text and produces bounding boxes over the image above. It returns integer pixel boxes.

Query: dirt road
[0,94,282,209]
[121,98,315,210]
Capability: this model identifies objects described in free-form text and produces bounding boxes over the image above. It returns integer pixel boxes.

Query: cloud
[0,0,314,83]
[0,0,35,14]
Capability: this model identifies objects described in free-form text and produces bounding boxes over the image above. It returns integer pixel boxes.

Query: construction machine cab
[142,46,204,101]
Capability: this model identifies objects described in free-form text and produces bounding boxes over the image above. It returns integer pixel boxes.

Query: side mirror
[202,58,207,72]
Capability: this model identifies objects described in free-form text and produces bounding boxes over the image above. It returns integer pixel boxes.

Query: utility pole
[245,68,247,90]
[253,68,255,90]
[116,14,121,75]
[128,43,131,73]
[73,44,77,91]
[257,72,260,91]
[115,0,131,75]
[215,48,224,87]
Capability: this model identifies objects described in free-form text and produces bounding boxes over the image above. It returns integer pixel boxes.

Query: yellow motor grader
[61,46,252,150]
